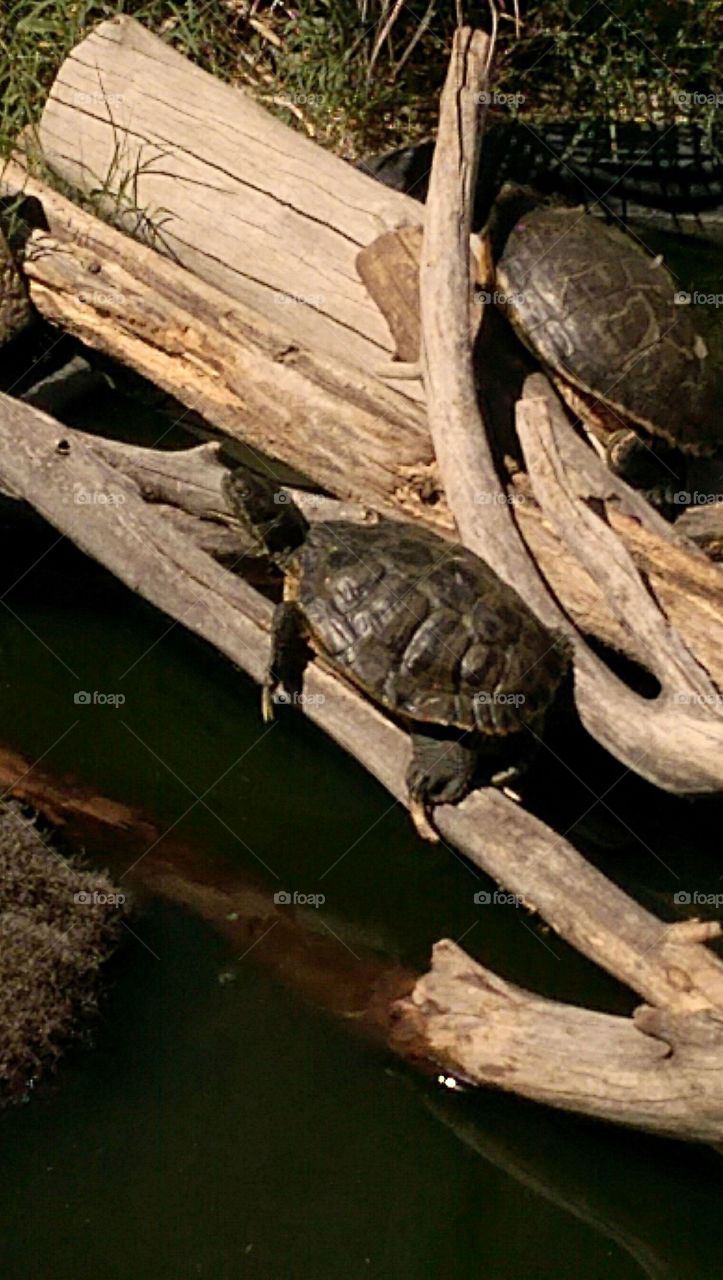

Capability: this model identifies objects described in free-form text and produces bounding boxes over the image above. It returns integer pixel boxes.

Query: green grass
[0,1,720,173]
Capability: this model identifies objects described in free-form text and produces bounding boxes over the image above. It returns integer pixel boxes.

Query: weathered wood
[17,228,723,789]
[356,226,425,364]
[676,500,723,561]
[418,27,723,796]
[394,940,723,1141]
[36,16,424,384]
[7,172,723,690]
[516,382,723,791]
[15,222,429,507]
[1,394,723,1015]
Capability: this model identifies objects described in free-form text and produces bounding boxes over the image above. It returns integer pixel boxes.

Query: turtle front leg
[262,601,307,722]
[406,732,478,843]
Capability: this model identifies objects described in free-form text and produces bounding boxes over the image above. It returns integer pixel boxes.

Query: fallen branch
[517,377,723,708]
[1,396,722,1014]
[35,17,421,378]
[394,939,723,1141]
[418,27,723,798]
[0,749,713,1263]
[4,164,723,692]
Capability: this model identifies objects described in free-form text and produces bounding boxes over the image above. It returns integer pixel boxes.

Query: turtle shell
[288,521,568,735]
[496,206,720,453]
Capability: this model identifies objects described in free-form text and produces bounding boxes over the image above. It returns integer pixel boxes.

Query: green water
[0,484,722,1279]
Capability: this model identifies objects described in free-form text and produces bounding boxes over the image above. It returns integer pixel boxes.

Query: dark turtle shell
[495,206,719,453]
[288,520,568,735]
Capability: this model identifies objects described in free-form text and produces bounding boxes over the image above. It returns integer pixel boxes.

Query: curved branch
[395,940,723,1141]
[418,26,723,795]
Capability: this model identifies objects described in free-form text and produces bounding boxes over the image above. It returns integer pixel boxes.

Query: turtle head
[485,183,546,259]
[222,467,308,563]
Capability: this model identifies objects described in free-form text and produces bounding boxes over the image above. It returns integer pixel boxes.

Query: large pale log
[35,16,422,384]
[5,166,723,692]
[15,219,430,509]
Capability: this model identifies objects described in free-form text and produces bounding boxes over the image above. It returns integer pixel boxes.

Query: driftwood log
[30,15,423,385]
[2,19,722,791]
[0,19,721,1138]
[4,165,721,688]
[0,395,722,1139]
[4,178,723,750]
[415,30,723,801]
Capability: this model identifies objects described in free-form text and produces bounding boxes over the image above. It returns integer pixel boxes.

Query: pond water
[0,248,722,1279]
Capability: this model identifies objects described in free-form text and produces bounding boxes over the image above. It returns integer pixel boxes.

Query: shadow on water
[0,346,722,1277]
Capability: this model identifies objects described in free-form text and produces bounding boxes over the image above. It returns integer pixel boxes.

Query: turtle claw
[491,763,524,793]
[409,795,440,844]
[261,684,276,723]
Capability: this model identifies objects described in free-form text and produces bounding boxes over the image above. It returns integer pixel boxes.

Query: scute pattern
[497,207,719,452]
[293,521,568,735]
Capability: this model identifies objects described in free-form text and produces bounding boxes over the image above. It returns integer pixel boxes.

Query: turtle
[223,466,570,841]
[482,186,720,496]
